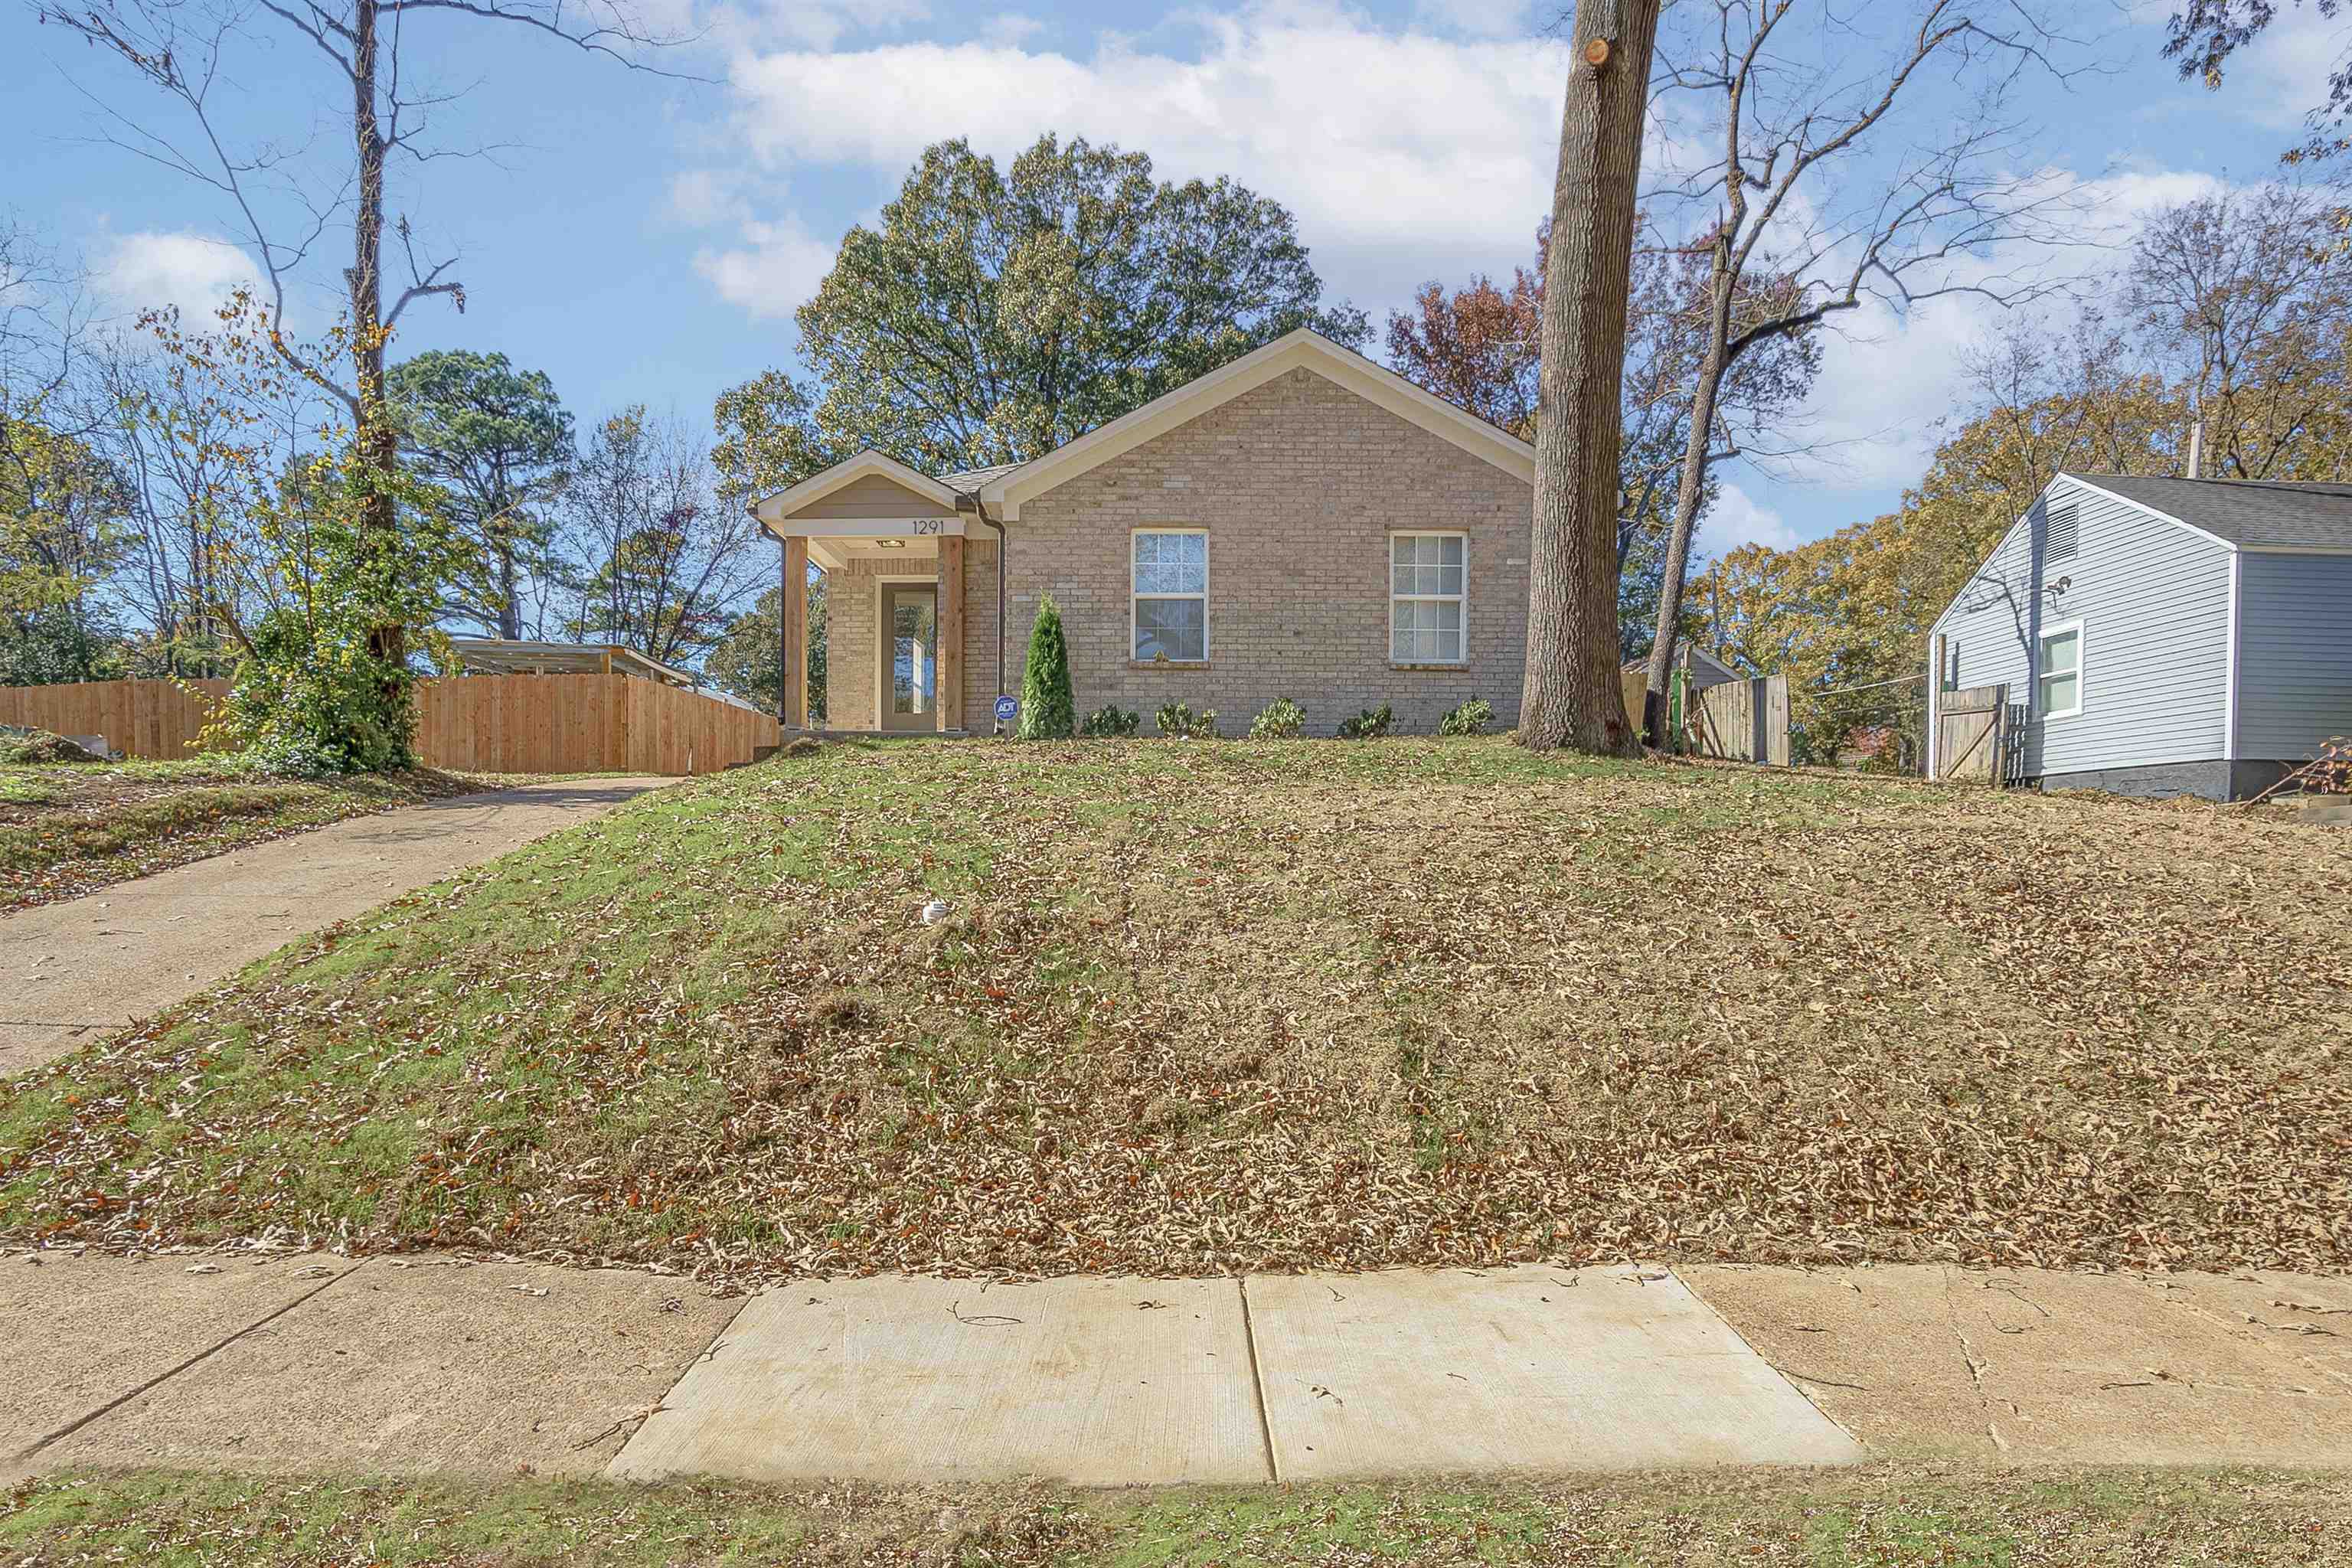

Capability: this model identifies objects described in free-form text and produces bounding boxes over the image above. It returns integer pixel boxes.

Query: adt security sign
[993,695,1019,725]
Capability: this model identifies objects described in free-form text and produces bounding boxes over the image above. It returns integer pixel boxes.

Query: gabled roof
[2066,473,2352,550]
[753,449,959,530]
[975,328,1537,518]
[936,460,1026,492]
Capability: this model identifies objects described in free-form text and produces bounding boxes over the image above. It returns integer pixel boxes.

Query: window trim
[1131,526,1210,664]
[2037,617,2085,720]
[1389,529,1470,666]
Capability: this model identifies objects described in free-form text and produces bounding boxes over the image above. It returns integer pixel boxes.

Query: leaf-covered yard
[1,737,2344,1280]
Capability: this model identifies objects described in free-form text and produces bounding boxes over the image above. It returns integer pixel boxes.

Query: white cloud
[669,169,751,227]
[978,12,1043,47]
[96,230,265,322]
[693,214,838,318]
[717,2,1570,312]
[1701,482,1802,555]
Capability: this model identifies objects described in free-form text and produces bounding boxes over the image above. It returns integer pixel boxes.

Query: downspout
[958,493,1011,731]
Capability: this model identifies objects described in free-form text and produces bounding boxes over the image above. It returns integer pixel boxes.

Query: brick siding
[1001,367,1532,736]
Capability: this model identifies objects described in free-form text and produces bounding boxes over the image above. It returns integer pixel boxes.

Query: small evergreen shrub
[1154,701,1218,738]
[1248,697,1305,739]
[1337,704,1393,740]
[1016,594,1076,740]
[1083,704,1142,737]
[1439,697,1494,737]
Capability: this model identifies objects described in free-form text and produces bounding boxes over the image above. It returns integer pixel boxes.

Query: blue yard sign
[994,695,1019,724]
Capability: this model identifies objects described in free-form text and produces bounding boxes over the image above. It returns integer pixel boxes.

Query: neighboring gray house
[1926,473,2352,800]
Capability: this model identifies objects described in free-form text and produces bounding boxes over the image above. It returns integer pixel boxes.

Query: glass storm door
[882,583,938,733]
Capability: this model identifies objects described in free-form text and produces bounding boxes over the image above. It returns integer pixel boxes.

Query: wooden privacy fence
[0,678,230,760]
[1618,669,1790,764]
[1691,676,1792,766]
[0,675,777,776]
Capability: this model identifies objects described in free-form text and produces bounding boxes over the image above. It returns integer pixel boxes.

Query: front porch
[753,452,993,737]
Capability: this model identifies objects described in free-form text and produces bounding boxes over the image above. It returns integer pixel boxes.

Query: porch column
[782,534,809,730]
[936,535,965,733]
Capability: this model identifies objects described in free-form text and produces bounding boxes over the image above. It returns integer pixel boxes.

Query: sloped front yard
[0,739,2344,1279]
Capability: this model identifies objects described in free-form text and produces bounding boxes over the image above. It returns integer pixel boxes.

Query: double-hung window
[1390,532,1466,663]
[1132,529,1208,662]
[2037,619,2082,719]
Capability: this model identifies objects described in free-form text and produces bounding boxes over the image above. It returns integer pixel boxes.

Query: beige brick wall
[1001,367,1532,736]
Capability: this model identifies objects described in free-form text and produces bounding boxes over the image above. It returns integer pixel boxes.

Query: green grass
[1,736,2344,1280]
[0,758,523,910]
[5,1465,2347,1566]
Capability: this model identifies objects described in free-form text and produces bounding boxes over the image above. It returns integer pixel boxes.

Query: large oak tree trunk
[1518,0,1664,755]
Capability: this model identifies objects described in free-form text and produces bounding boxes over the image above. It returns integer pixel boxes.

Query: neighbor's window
[2038,620,2082,718]
[1390,532,1466,663]
[1133,529,1208,662]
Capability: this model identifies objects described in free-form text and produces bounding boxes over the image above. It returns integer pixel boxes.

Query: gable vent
[2046,504,2079,562]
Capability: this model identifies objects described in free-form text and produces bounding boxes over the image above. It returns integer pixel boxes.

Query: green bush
[1154,701,1218,739]
[1016,594,1076,740]
[1248,697,1305,739]
[1439,697,1494,737]
[1337,704,1393,740]
[1083,704,1141,737]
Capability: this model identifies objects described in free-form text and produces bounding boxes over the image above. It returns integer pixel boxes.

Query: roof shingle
[2068,473,2352,550]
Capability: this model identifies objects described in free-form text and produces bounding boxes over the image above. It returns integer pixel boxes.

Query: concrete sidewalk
[0,776,671,1076]
[5,1253,2347,1485]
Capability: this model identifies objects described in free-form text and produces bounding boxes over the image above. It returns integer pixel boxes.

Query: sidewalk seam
[601,1286,760,1478]
[1235,1277,1279,1483]
[1671,1265,1872,1460]
[11,1260,364,1463]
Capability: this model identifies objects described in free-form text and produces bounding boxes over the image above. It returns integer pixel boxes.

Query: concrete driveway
[0,776,671,1076]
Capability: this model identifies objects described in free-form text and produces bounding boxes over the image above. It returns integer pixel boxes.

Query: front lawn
[6,1465,2346,1566]
[0,737,2344,1277]
[0,758,519,910]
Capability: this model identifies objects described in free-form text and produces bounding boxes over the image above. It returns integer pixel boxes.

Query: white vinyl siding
[1132,529,1207,662]
[1929,476,2232,778]
[1390,531,1466,663]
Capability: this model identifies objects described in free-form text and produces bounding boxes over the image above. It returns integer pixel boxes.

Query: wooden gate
[1690,676,1790,765]
[1936,683,2008,784]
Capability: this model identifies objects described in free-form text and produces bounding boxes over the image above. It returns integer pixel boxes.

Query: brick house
[752,330,1537,737]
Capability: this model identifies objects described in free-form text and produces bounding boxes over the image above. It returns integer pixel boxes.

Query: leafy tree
[712,370,836,508]
[1016,593,1075,740]
[40,0,688,709]
[0,407,131,682]
[704,577,828,724]
[386,351,573,639]
[775,134,1367,472]
[1388,227,1815,658]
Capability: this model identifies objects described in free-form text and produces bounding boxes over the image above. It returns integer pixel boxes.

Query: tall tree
[1639,0,2076,737]
[1387,227,1818,661]
[33,0,688,738]
[1517,0,1667,754]
[2122,185,2352,477]
[562,408,764,668]
[386,351,573,639]
[762,134,1368,474]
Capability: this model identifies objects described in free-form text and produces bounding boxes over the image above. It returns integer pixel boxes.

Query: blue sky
[5,0,2343,556]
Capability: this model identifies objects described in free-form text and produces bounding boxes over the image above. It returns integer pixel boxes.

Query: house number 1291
[908,518,942,536]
